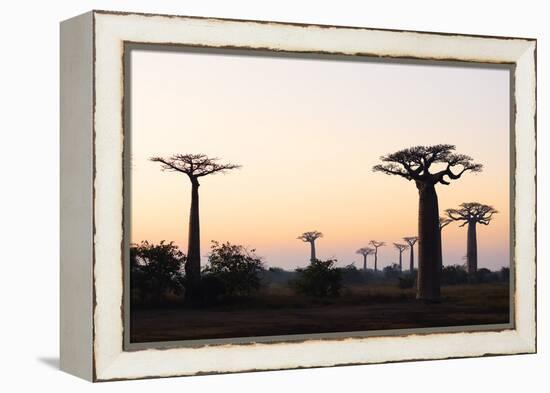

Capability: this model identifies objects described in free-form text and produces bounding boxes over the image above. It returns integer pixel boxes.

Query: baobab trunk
[409,245,415,272]
[374,252,378,272]
[186,179,201,301]
[417,184,441,302]
[467,222,478,274]
[399,252,403,271]
[363,254,367,270]
[309,241,316,261]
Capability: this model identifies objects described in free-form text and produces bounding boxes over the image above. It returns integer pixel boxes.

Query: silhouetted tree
[130,241,186,306]
[297,231,323,262]
[356,247,375,270]
[291,259,342,297]
[445,202,498,274]
[393,243,409,272]
[438,216,453,270]
[403,236,418,272]
[373,144,482,301]
[441,264,469,285]
[150,154,240,302]
[439,216,452,231]
[369,240,385,272]
[383,263,401,280]
[203,241,265,297]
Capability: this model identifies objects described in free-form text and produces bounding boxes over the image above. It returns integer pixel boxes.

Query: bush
[383,263,402,280]
[198,273,226,304]
[339,264,365,285]
[398,274,415,289]
[202,241,265,297]
[260,267,296,286]
[291,259,342,297]
[500,267,510,282]
[441,264,469,285]
[130,241,186,306]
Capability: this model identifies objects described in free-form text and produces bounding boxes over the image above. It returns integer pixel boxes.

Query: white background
[0,0,546,391]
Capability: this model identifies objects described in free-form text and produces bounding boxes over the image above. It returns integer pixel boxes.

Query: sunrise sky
[129,48,510,271]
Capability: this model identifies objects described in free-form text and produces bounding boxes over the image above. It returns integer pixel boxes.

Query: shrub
[441,264,468,285]
[198,273,226,304]
[339,264,365,285]
[130,241,186,306]
[398,274,415,289]
[500,267,510,282]
[383,263,402,280]
[203,241,265,297]
[291,259,342,297]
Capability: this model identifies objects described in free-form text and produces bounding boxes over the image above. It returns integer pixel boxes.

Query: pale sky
[130,48,510,271]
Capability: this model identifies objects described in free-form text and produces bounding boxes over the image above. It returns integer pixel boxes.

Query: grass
[130,282,510,343]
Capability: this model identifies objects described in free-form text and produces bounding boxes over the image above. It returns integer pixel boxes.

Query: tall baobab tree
[150,154,240,301]
[297,231,323,262]
[369,240,386,272]
[438,216,453,270]
[356,247,375,270]
[403,236,418,272]
[393,243,409,271]
[439,216,452,231]
[445,202,498,274]
[373,144,482,301]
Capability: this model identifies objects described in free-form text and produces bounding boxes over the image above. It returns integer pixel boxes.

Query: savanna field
[130,281,509,342]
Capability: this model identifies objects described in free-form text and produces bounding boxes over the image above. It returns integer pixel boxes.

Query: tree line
[130,239,509,307]
[144,144,503,304]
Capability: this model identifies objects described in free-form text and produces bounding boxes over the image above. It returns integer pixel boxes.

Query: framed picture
[60,10,537,382]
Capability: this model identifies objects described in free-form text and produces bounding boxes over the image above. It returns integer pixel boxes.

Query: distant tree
[445,202,498,274]
[130,241,186,306]
[297,231,323,262]
[393,243,409,272]
[403,236,418,272]
[203,241,264,297]
[500,267,510,282]
[291,259,342,297]
[439,216,453,231]
[369,240,386,272]
[473,267,493,283]
[383,263,402,280]
[441,264,469,285]
[150,154,240,302]
[339,263,362,284]
[356,247,375,270]
[437,216,453,270]
[373,144,482,301]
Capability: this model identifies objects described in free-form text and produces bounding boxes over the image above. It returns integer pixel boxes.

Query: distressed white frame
[61,10,536,382]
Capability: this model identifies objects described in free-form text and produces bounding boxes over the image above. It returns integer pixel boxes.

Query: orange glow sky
[130,49,510,271]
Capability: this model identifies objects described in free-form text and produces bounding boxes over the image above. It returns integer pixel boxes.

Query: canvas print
[127,48,511,344]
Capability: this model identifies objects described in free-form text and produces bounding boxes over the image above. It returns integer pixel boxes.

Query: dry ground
[130,283,509,343]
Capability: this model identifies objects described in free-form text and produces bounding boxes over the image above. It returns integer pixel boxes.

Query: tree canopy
[445,202,498,226]
[372,144,482,185]
[150,153,241,179]
[297,231,323,242]
[356,247,375,256]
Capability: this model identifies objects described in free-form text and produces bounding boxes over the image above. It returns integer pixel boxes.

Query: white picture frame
[60,10,536,382]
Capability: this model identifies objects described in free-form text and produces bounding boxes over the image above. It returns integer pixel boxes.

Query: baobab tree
[445,202,498,274]
[438,216,453,270]
[356,247,375,270]
[150,154,240,301]
[393,243,409,271]
[297,231,323,262]
[373,144,482,301]
[369,240,386,272]
[403,236,418,272]
[439,216,452,231]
